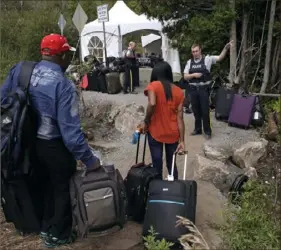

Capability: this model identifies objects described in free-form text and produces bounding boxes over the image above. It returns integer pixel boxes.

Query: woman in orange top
[139,61,185,179]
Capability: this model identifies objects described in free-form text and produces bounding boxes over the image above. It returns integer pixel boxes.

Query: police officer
[123,41,138,94]
[183,41,233,139]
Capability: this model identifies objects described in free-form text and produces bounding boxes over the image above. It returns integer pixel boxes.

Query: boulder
[194,155,244,194]
[203,143,232,163]
[232,139,268,168]
[106,72,122,94]
[111,104,145,135]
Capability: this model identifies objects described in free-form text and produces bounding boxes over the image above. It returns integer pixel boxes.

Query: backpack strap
[18,61,37,94]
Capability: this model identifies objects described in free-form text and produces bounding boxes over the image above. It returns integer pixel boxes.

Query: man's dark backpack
[1,61,38,179]
[1,61,43,234]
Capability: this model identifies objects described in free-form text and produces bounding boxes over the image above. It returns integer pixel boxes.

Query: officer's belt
[189,81,211,86]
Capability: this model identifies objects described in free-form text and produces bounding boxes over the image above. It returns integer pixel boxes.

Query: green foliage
[222,180,280,250]
[264,98,281,115]
[0,0,115,83]
[143,226,174,250]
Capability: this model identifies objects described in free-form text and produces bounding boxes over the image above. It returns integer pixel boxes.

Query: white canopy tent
[141,33,162,56]
[80,0,181,73]
[141,34,161,48]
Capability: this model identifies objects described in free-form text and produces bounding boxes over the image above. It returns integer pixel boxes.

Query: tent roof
[141,34,161,47]
[81,0,162,36]
[93,1,141,25]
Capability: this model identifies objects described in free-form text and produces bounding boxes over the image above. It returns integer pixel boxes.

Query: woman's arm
[177,102,185,143]
[144,90,156,124]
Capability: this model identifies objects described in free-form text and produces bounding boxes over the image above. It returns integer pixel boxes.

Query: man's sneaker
[130,90,138,94]
[44,235,75,248]
[40,232,49,240]
[44,232,77,248]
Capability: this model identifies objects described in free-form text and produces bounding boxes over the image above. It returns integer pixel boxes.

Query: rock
[232,139,268,168]
[194,155,243,194]
[243,167,258,179]
[84,130,95,141]
[106,72,122,94]
[203,143,232,163]
[113,104,145,135]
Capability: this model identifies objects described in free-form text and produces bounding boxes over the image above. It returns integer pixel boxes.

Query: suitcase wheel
[228,123,233,127]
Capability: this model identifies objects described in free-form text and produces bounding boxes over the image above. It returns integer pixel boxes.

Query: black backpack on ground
[1,61,44,234]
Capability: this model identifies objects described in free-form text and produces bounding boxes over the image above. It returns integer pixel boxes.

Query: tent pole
[102,21,108,66]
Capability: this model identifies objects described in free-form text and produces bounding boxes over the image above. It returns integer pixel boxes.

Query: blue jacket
[1,60,98,168]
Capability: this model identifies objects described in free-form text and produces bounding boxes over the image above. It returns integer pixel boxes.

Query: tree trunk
[270,39,281,88]
[250,0,269,90]
[229,0,237,85]
[260,0,277,93]
[235,10,249,88]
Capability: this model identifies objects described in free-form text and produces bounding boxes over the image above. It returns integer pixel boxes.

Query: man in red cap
[1,34,100,247]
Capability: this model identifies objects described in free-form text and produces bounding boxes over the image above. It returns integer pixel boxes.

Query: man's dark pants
[189,85,212,135]
[124,63,138,92]
[36,138,76,239]
[148,133,179,180]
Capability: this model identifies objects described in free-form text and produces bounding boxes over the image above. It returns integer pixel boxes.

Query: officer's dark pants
[189,85,211,135]
[36,138,76,239]
[124,63,138,92]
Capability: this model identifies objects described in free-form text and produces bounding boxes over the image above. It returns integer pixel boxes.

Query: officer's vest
[189,56,212,85]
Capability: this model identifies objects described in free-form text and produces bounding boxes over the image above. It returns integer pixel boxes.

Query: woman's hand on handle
[137,121,148,134]
[176,141,185,153]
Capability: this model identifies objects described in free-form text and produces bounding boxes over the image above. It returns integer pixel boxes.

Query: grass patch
[222,179,280,250]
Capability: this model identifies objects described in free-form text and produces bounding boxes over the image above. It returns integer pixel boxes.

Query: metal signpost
[58,13,66,36]
[97,4,109,66]
[72,3,88,61]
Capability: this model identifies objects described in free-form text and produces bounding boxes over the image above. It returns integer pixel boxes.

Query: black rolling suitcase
[124,134,161,222]
[87,71,100,92]
[215,87,236,121]
[143,152,197,245]
[1,174,43,235]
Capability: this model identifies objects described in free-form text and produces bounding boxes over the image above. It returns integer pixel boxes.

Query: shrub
[222,179,281,250]
[143,226,174,250]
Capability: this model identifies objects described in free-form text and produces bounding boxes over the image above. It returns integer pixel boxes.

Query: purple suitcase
[228,94,256,129]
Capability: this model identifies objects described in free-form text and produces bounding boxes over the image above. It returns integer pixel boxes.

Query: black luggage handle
[135,132,147,165]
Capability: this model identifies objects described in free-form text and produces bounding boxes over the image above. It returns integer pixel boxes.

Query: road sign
[97,4,109,23]
[58,13,66,36]
[72,3,88,35]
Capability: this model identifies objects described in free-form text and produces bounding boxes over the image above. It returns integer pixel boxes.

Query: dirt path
[80,88,226,249]
[0,87,229,250]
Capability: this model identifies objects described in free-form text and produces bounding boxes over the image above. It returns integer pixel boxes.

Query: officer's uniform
[184,55,216,135]
[123,48,139,93]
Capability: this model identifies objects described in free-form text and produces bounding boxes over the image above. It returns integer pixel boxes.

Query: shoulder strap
[18,61,37,93]
[189,59,193,70]
[201,56,205,64]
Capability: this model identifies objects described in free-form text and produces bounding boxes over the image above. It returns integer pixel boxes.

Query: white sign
[72,3,88,34]
[58,14,66,35]
[97,4,109,23]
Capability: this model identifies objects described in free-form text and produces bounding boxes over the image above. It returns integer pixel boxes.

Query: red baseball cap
[40,33,76,56]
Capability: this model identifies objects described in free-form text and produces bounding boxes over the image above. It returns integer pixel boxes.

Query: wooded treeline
[1,0,280,94]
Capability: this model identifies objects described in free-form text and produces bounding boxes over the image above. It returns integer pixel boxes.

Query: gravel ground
[0,86,262,250]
